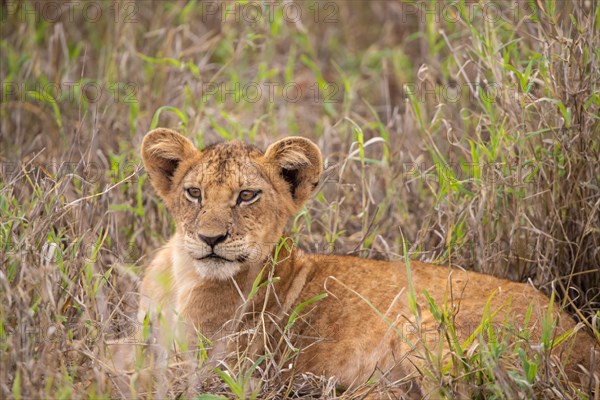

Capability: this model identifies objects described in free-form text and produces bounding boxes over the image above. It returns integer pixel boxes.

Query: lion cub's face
[141,128,323,280]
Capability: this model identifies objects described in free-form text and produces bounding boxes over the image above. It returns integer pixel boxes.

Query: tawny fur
[136,128,599,395]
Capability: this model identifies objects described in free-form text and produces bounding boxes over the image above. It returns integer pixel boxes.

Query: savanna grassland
[1,0,599,399]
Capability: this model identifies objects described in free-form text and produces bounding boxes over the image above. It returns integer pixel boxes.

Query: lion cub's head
[141,128,323,280]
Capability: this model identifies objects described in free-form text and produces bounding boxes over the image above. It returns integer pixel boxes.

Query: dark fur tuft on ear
[264,137,323,208]
[141,128,197,199]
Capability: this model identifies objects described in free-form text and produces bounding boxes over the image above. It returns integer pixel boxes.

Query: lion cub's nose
[198,233,228,248]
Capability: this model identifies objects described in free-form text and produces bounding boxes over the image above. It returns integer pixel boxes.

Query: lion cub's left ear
[141,128,198,199]
[264,137,323,209]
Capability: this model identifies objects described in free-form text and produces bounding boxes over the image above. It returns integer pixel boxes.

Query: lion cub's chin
[173,250,243,281]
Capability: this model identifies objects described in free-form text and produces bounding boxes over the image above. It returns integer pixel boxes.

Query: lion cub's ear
[141,128,197,198]
[264,137,323,209]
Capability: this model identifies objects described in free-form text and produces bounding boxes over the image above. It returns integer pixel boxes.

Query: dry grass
[1,0,599,398]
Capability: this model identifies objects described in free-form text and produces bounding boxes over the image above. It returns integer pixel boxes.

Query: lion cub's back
[294,255,598,386]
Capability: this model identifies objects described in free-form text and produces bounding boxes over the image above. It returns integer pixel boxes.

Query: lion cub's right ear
[141,128,197,199]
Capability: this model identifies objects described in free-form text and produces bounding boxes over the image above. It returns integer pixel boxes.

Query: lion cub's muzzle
[183,234,249,263]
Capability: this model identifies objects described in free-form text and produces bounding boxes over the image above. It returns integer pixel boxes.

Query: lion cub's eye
[185,187,202,203]
[237,190,260,205]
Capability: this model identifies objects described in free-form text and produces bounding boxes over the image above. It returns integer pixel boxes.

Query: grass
[1,0,599,398]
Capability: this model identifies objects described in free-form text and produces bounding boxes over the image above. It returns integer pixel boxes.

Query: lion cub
[137,128,598,395]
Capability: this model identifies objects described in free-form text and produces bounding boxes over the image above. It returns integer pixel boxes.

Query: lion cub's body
[137,129,598,394]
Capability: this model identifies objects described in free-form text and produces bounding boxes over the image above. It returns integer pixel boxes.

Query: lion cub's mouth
[195,252,230,262]
[194,252,251,264]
